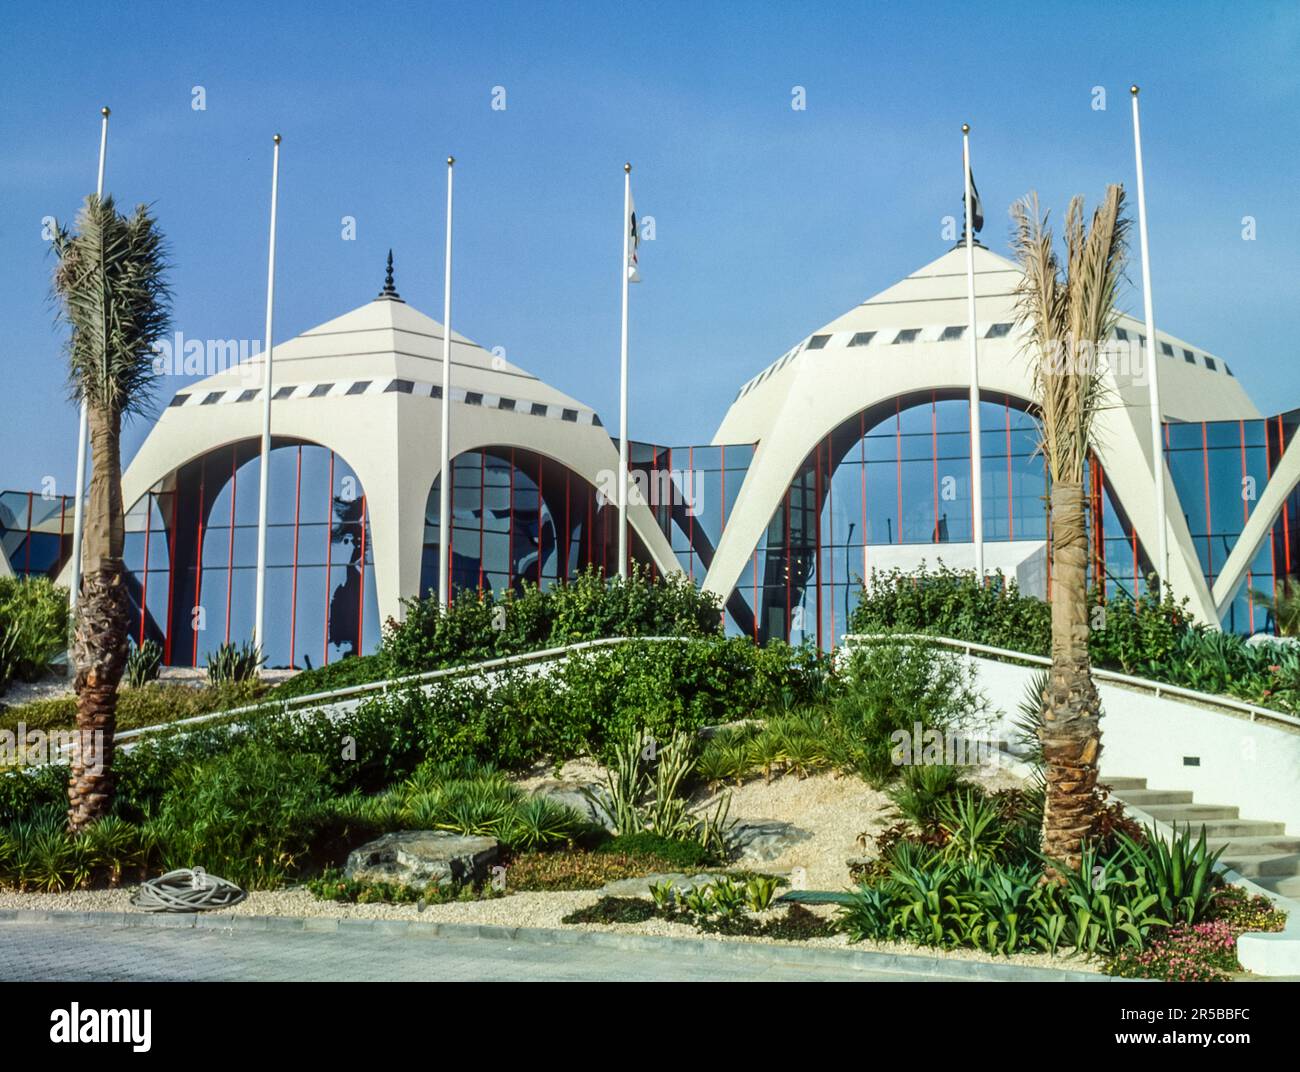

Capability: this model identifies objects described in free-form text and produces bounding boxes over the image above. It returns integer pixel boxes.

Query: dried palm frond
[51,194,172,418]
[1009,187,1128,485]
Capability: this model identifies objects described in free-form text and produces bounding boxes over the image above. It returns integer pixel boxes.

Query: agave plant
[205,640,265,685]
[124,638,163,688]
[503,796,587,851]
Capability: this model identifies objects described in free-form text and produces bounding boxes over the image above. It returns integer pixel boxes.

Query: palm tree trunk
[1041,480,1102,873]
[67,404,129,832]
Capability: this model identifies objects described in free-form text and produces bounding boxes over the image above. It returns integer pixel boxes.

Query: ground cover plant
[561,877,837,940]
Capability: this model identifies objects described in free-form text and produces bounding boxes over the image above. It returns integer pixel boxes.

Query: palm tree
[1250,577,1300,637]
[52,195,171,832]
[1009,186,1129,874]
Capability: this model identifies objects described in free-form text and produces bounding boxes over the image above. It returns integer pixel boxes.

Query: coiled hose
[131,867,247,913]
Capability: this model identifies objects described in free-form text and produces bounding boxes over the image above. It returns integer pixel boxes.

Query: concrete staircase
[1104,776,1300,899]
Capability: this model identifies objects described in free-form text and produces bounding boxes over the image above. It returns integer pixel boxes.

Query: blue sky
[1,0,1298,494]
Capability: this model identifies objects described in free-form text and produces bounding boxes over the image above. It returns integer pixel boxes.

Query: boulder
[598,872,729,898]
[727,820,812,863]
[529,780,614,832]
[345,830,498,889]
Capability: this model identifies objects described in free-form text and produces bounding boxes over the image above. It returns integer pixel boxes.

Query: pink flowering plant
[1104,887,1286,981]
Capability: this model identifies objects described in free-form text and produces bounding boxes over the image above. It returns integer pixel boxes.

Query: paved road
[0,922,949,982]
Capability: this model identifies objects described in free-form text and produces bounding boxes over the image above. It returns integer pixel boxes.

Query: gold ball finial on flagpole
[447,155,455,166]
[101,106,110,118]
[624,162,631,174]
[961,123,970,134]
[273,133,281,145]
[1130,85,1140,96]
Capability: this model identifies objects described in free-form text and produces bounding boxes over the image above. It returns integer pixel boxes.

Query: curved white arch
[64,385,680,632]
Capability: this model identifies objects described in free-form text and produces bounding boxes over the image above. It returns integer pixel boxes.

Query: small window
[1139,335,1147,347]
[1161,341,1175,357]
[345,381,371,396]
[464,392,483,406]
[1182,349,1195,364]
[1115,327,1129,342]
[1225,363,1234,377]
[893,329,921,344]
[430,385,442,399]
[985,323,1012,339]
[498,397,516,411]
[273,386,296,400]
[561,408,579,422]
[940,325,965,341]
[201,391,224,406]
[1204,356,1217,372]
[309,383,333,398]
[236,388,260,403]
[167,394,189,408]
[530,402,548,417]
[385,379,414,394]
[806,334,831,350]
[592,413,603,428]
[848,331,876,347]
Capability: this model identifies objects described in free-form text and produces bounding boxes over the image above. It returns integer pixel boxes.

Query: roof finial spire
[378,249,404,301]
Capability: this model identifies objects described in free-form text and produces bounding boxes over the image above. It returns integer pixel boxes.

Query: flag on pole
[627,190,641,283]
[965,166,984,235]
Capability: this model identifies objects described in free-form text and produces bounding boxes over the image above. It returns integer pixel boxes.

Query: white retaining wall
[968,655,1300,835]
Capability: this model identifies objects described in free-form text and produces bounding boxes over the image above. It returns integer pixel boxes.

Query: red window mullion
[139,492,153,645]
[224,448,237,645]
[191,458,207,668]
[164,489,179,665]
[356,494,368,655]
[324,451,334,667]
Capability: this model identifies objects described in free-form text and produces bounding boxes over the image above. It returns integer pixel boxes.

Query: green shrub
[143,743,334,888]
[383,564,724,676]
[0,763,68,826]
[0,578,69,689]
[888,765,967,827]
[268,653,390,699]
[833,638,989,785]
[850,565,1050,655]
[593,831,716,869]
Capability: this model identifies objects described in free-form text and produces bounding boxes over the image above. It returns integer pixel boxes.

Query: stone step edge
[0,908,1109,983]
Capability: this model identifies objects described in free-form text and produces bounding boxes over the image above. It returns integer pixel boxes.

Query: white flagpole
[1130,85,1168,586]
[69,106,110,612]
[617,162,631,580]
[438,156,455,608]
[962,124,985,581]
[252,134,282,655]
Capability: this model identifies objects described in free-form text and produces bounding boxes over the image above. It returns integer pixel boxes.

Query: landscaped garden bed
[0,570,1289,981]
